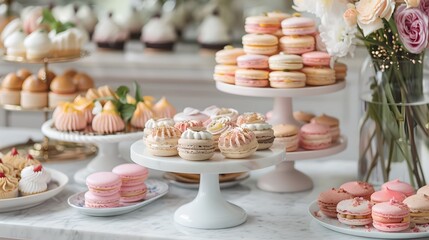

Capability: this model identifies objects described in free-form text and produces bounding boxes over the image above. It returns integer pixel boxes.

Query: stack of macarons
[213,46,245,85]
[84,164,149,208]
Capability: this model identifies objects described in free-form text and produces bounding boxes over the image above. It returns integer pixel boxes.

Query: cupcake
[76,5,98,36]
[143,118,175,140]
[238,112,274,150]
[146,125,182,156]
[174,120,203,132]
[20,75,48,108]
[0,171,19,199]
[4,30,26,58]
[198,10,230,50]
[116,7,144,39]
[93,13,129,50]
[73,72,94,95]
[0,73,23,105]
[152,97,176,118]
[218,127,258,159]
[49,28,86,57]
[48,75,78,108]
[54,102,86,131]
[130,102,154,129]
[206,116,235,150]
[92,101,125,134]
[19,164,50,196]
[141,15,177,51]
[2,148,25,167]
[73,96,94,124]
[178,128,215,161]
[174,107,209,123]
[23,29,52,60]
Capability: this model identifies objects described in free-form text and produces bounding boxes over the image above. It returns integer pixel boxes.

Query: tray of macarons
[68,163,168,217]
[309,180,429,239]
[0,148,68,212]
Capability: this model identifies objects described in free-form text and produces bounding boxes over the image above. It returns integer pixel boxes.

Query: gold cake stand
[0,51,97,161]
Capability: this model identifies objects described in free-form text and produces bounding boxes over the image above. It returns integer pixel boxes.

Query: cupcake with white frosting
[76,5,98,37]
[116,7,144,39]
[198,10,231,50]
[141,14,177,51]
[1,18,22,45]
[49,28,86,57]
[178,128,215,161]
[4,30,26,58]
[93,13,129,50]
[23,29,52,60]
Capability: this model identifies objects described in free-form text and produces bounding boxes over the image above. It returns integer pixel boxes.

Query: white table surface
[0,127,365,240]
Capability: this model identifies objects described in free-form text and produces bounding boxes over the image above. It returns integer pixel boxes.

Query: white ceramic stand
[130,140,284,229]
[216,81,348,193]
[41,120,144,185]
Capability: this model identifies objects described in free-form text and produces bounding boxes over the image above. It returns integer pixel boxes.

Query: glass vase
[358,55,429,188]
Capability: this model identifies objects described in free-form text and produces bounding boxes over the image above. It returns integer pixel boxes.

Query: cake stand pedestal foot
[74,142,126,185]
[257,161,313,193]
[269,97,301,126]
[174,173,247,229]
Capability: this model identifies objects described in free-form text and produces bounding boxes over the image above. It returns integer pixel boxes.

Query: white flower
[293,0,334,18]
[92,101,103,115]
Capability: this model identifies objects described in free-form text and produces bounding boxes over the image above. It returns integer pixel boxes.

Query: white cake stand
[216,81,348,193]
[42,120,144,185]
[130,140,285,229]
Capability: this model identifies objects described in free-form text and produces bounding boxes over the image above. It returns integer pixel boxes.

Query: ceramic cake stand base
[42,120,144,185]
[130,140,284,229]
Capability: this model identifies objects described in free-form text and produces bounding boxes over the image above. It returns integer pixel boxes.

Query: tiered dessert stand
[130,140,285,229]
[42,119,144,185]
[0,52,96,161]
[216,81,348,192]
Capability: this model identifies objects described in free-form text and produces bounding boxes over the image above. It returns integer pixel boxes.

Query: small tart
[22,75,48,92]
[1,73,23,90]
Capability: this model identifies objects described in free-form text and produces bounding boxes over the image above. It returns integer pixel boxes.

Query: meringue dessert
[76,5,98,36]
[23,29,52,60]
[49,75,78,108]
[152,97,176,118]
[49,28,86,57]
[93,13,129,50]
[0,73,24,105]
[54,102,86,132]
[4,30,26,58]
[116,7,144,39]
[20,75,48,108]
[92,101,125,134]
[198,10,231,50]
[141,14,177,51]
[130,102,154,129]
[19,164,51,196]
[218,127,258,159]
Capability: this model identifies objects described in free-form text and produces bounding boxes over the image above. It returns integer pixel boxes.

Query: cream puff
[0,73,24,105]
[20,75,48,108]
[23,29,52,60]
[73,72,94,95]
[92,101,125,134]
[49,75,78,108]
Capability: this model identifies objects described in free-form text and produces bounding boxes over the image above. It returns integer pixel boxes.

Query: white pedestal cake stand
[130,140,285,229]
[42,120,144,185]
[216,81,348,193]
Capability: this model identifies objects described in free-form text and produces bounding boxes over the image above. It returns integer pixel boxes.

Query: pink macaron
[120,182,147,203]
[318,188,353,218]
[299,122,332,150]
[302,51,331,67]
[382,179,415,197]
[237,54,269,69]
[372,199,410,232]
[370,187,407,204]
[86,172,122,196]
[337,197,373,226]
[281,16,316,35]
[112,163,149,186]
[235,69,269,87]
[340,181,375,200]
[84,191,121,208]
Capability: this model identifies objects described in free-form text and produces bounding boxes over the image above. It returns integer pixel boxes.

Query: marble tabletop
[0,127,365,240]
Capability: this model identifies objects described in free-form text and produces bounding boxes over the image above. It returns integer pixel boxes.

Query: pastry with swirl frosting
[206,116,235,151]
[218,127,258,159]
[143,118,175,140]
[152,97,176,119]
[174,120,203,132]
[18,164,50,196]
[238,112,274,150]
[54,102,86,132]
[92,101,125,134]
[130,102,154,129]
[0,171,19,199]
[0,159,15,178]
[178,128,215,161]
[146,125,182,156]
[236,112,266,125]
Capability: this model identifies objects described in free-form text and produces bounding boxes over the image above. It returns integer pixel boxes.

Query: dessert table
[0,127,364,240]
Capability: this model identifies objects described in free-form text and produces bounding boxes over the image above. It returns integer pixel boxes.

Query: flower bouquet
[294,0,429,187]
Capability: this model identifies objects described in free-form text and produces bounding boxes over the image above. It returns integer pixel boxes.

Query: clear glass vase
[358,55,429,188]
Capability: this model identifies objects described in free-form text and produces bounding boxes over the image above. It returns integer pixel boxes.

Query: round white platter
[41,120,144,185]
[0,168,68,212]
[308,201,429,239]
[163,172,250,189]
[130,140,284,229]
[68,179,168,217]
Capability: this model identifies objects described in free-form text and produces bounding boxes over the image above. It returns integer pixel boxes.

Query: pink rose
[395,5,429,54]
[419,0,429,15]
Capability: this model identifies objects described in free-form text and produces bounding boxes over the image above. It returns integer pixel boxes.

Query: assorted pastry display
[0,68,94,108]
[49,83,175,135]
[317,179,429,232]
[213,13,347,88]
[84,163,149,208]
[0,148,51,199]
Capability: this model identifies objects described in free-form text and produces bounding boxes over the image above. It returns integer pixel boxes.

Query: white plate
[68,179,168,217]
[0,168,68,212]
[308,201,429,239]
[163,173,250,189]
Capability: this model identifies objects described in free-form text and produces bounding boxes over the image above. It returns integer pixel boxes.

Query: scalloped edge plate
[68,179,168,216]
[308,201,429,239]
